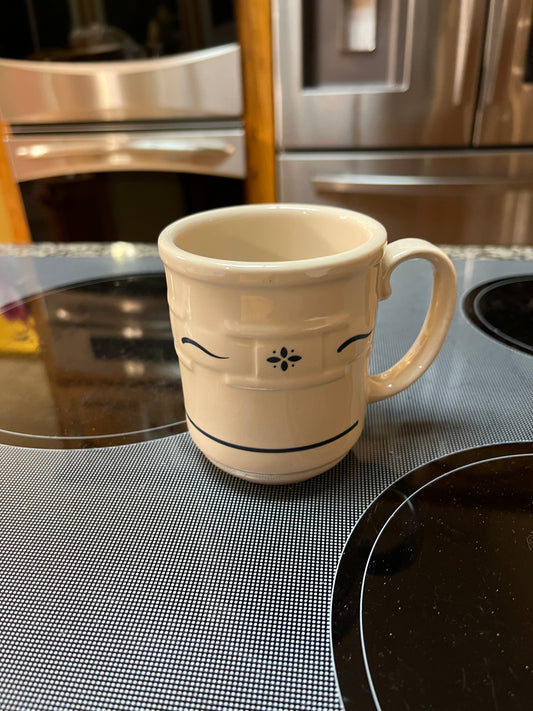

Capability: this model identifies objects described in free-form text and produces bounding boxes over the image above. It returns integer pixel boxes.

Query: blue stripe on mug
[186,413,359,453]
[337,331,373,353]
[181,337,229,359]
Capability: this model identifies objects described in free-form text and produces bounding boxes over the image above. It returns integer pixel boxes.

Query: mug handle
[366,238,457,404]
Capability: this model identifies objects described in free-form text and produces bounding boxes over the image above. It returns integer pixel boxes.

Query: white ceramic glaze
[158,204,457,484]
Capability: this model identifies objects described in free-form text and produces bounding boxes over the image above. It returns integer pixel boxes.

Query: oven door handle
[14,138,235,161]
[9,132,245,181]
[312,174,533,195]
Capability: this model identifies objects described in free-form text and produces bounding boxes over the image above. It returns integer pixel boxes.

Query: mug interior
[173,207,376,263]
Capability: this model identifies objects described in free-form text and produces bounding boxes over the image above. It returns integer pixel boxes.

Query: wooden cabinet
[236,0,276,203]
[0,122,31,243]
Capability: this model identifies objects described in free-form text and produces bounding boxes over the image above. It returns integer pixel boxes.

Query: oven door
[6,127,245,243]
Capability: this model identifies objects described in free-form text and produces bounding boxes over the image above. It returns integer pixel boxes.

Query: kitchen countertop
[0,242,532,260]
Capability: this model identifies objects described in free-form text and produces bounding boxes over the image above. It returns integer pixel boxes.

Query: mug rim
[158,204,387,277]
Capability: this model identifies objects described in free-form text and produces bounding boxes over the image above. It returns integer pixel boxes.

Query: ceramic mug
[158,204,456,484]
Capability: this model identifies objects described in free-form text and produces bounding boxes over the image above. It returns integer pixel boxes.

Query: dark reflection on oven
[20,172,245,244]
[0,0,236,61]
[0,274,186,448]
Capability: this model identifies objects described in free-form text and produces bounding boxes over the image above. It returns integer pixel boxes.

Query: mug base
[204,451,348,485]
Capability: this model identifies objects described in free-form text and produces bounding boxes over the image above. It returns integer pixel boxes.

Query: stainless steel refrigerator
[273,0,533,245]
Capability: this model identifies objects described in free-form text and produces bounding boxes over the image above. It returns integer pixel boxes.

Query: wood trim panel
[0,123,31,243]
[236,0,277,203]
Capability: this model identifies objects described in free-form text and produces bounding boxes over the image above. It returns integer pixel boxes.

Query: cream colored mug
[158,204,456,484]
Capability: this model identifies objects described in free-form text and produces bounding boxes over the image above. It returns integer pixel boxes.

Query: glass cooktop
[332,442,533,711]
[0,273,186,448]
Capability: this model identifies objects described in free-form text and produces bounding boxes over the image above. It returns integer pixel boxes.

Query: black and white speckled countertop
[0,242,532,260]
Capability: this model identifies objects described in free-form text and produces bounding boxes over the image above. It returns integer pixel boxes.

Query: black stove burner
[463,275,533,354]
[0,274,186,448]
[331,442,533,711]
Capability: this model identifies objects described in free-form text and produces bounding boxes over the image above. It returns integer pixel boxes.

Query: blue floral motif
[267,346,302,372]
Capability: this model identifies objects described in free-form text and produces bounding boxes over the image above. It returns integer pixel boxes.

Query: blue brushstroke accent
[187,413,359,453]
[337,331,373,353]
[267,348,302,371]
[181,337,229,359]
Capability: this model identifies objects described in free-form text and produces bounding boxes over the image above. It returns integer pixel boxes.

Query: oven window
[20,172,244,243]
[0,0,236,61]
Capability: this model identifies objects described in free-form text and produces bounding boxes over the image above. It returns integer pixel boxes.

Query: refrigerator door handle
[480,0,513,105]
[453,0,477,105]
[312,173,533,194]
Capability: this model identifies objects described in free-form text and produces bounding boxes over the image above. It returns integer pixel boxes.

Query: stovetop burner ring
[332,441,533,711]
[463,275,533,355]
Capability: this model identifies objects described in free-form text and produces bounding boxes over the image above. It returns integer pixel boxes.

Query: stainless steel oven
[273,0,533,246]
[5,123,245,242]
[0,0,244,243]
